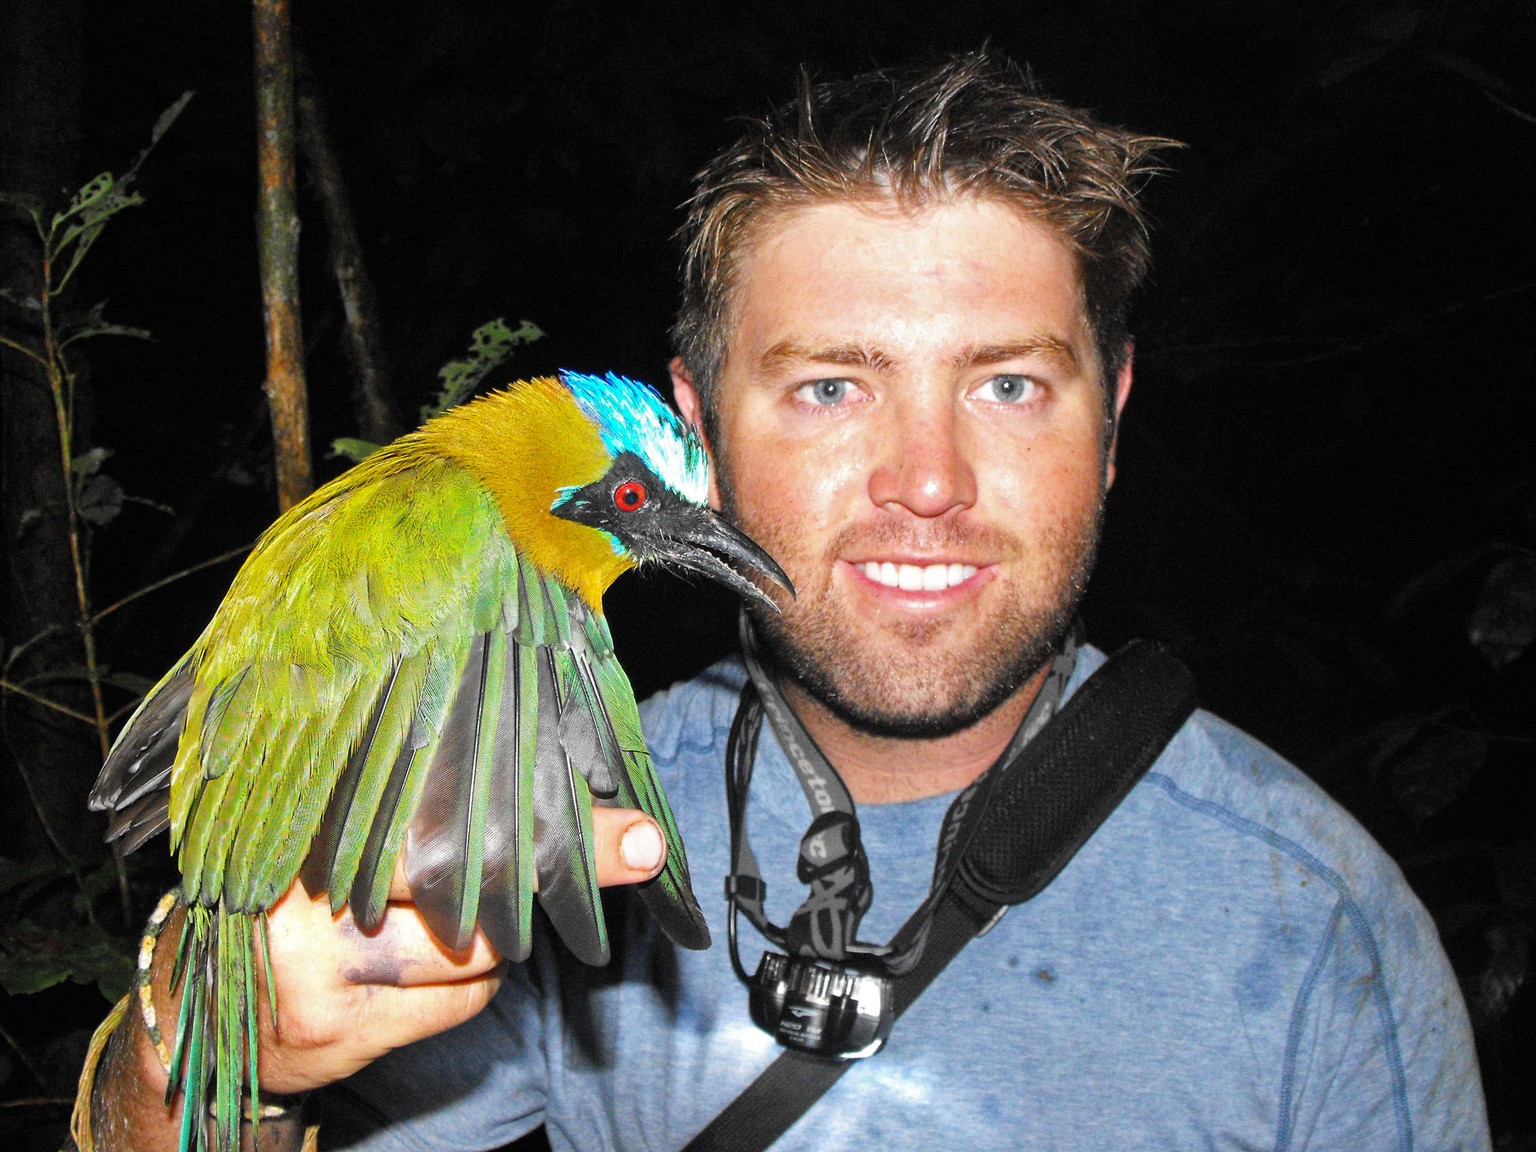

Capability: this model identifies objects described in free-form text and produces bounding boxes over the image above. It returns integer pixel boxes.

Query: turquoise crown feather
[558,370,710,505]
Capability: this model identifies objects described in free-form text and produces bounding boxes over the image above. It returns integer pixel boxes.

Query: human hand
[89,808,667,1150]
[255,805,668,1092]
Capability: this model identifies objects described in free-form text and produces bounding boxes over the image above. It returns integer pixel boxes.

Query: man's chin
[756,617,1058,740]
[811,688,1026,740]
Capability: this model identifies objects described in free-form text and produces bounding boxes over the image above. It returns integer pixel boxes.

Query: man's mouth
[857,561,979,592]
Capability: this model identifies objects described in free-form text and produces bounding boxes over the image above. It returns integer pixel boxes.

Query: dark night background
[2,1,1532,1148]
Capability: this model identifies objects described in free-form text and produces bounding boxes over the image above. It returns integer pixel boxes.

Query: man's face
[679,197,1128,738]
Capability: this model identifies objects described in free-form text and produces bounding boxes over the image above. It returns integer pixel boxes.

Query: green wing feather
[578,614,711,951]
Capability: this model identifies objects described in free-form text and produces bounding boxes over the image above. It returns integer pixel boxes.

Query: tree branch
[253,0,311,510]
[296,46,402,445]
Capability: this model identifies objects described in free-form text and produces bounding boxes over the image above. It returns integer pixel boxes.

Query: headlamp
[745,951,894,1059]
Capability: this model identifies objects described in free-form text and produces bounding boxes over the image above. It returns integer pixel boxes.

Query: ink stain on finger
[344,956,407,986]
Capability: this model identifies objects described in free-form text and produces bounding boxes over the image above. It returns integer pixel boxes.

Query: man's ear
[670,356,722,507]
[1106,345,1134,489]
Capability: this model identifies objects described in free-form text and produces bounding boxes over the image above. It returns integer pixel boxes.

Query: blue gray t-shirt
[323,649,1488,1150]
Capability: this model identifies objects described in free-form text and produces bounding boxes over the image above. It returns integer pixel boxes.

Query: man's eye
[797,378,854,406]
[975,374,1039,404]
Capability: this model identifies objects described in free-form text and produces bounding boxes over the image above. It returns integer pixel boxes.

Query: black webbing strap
[682,640,1197,1152]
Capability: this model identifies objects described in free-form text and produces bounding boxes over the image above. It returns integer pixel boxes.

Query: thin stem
[111,841,132,933]
[0,677,98,726]
[106,700,143,727]
[37,220,133,927]
[0,1021,52,1093]
[41,234,111,764]
[0,332,50,367]
[0,1098,74,1109]
[296,45,400,444]
[0,718,88,890]
[90,543,253,625]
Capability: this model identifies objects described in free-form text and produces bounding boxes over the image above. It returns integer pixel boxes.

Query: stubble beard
[720,481,1107,740]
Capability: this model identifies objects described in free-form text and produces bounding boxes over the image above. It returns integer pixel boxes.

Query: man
[86,52,1487,1150]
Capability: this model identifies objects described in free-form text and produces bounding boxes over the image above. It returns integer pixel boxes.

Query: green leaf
[55,224,105,292]
[101,669,157,695]
[59,185,145,245]
[0,952,71,995]
[1468,554,1536,670]
[1462,920,1529,1031]
[151,91,196,149]
[43,93,190,296]
[15,507,42,538]
[53,181,146,292]
[0,920,135,1002]
[1361,714,1430,783]
[1387,542,1506,617]
[77,473,125,526]
[0,856,71,900]
[1389,725,1487,827]
[71,447,112,478]
[329,437,383,463]
[59,299,154,348]
[423,317,544,421]
[71,861,125,918]
[0,285,42,313]
[52,173,116,232]
[60,322,153,349]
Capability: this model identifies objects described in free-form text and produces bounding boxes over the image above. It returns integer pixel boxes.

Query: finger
[335,904,504,988]
[342,965,504,1067]
[592,807,666,886]
[382,807,666,902]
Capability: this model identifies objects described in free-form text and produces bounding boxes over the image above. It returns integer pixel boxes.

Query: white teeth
[860,561,978,590]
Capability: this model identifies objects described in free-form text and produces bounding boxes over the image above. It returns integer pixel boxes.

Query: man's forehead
[722,196,1095,371]
[742,190,1081,258]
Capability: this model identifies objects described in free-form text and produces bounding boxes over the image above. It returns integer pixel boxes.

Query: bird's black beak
[660,507,794,612]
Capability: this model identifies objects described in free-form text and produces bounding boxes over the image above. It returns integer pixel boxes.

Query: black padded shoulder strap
[682,640,1197,1152]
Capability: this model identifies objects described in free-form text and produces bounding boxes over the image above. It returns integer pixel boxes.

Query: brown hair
[672,51,1178,426]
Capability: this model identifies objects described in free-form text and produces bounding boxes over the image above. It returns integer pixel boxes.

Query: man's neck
[778,662,1051,805]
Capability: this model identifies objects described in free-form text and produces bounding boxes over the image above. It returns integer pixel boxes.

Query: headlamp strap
[726,612,1078,973]
[727,618,876,963]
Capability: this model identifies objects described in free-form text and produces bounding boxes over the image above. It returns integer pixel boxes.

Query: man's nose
[867,396,977,518]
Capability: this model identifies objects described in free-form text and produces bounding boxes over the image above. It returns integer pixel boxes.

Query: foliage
[1380,538,1536,1054]
[330,316,544,462]
[2,89,546,1143]
[1,89,193,760]
[0,96,194,1139]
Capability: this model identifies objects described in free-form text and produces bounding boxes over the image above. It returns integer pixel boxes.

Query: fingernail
[621,821,663,874]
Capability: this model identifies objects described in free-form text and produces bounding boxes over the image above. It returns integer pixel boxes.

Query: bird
[87,369,793,1152]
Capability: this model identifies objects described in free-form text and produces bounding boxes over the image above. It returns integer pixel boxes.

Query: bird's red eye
[613,481,648,512]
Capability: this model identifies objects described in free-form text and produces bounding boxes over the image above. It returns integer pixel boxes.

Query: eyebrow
[954,339,1080,372]
[757,336,1081,376]
[758,340,897,374]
